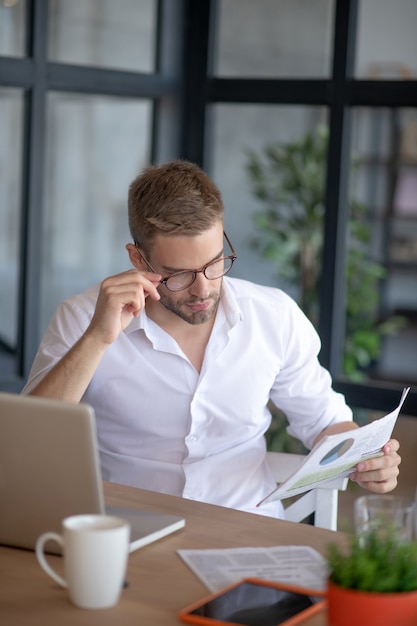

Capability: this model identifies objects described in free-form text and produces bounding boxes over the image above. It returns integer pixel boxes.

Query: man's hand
[349,439,401,493]
[86,269,161,345]
[28,268,162,403]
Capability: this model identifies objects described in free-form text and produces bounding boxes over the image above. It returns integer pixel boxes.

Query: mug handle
[35,532,67,588]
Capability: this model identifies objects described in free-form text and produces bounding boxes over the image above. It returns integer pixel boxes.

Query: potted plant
[246,124,404,455]
[245,123,404,383]
[326,529,417,626]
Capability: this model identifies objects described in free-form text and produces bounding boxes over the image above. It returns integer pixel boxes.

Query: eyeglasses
[135,231,237,292]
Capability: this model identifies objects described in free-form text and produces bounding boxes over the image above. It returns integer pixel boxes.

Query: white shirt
[23,276,352,518]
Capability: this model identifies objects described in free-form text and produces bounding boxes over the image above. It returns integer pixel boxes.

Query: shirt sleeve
[269,295,353,450]
[21,297,93,394]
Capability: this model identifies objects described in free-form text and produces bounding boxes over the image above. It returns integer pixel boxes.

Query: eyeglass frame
[134,231,237,292]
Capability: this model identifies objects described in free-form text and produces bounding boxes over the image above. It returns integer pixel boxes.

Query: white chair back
[266,451,348,531]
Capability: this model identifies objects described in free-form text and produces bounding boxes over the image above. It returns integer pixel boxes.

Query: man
[23,160,400,518]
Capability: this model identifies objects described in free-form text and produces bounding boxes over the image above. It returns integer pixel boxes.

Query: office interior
[1,0,417,528]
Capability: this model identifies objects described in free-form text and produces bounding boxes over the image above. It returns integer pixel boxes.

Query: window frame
[181,0,417,415]
[0,0,416,416]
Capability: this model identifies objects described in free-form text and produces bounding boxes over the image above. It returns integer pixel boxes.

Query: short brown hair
[128,160,224,253]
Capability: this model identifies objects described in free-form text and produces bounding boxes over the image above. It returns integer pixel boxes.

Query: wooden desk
[1,483,348,625]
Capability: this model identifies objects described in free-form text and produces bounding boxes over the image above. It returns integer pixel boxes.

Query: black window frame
[0,0,184,391]
[1,0,416,417]
[179,0,417,415]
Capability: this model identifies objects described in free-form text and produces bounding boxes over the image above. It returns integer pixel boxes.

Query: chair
[266,451,348,531]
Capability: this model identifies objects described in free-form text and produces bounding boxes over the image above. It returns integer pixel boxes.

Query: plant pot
[327,579,417,626]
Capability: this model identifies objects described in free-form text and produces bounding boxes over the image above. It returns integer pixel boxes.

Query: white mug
[35,514,130,609]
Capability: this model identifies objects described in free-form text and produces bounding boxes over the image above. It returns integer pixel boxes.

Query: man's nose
[189,270,211,297]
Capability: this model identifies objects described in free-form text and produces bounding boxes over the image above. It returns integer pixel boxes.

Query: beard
[157,289,220,325]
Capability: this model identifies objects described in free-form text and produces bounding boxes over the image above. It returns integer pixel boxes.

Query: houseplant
[246,124,404,453]
[326,528,417,626]
[246,123,404,383]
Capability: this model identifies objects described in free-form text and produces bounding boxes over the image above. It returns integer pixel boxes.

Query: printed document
[177,545,328,592]
[258,387,410,506]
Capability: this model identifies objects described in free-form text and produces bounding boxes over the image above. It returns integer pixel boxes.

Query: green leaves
[327,530,417,593]
[246,124,405,381]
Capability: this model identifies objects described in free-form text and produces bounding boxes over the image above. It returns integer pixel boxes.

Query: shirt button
[187,434,198,442]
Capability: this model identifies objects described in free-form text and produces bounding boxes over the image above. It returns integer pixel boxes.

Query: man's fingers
[349,438,401,493]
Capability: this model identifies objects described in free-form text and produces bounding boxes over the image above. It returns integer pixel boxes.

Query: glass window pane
[0,0,26,57]
[213,0,334,78]
[355,0,417,79]
[211,104,328,328]
[0,88,23,376]
[48,0,157,72]
[344,107,417,386]
[42,93,152,333]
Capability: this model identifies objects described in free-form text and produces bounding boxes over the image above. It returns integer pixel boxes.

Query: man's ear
[125,243,146,270]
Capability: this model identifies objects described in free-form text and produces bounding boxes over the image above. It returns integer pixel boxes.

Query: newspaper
[177,545,328,592]
[258,387,410,507]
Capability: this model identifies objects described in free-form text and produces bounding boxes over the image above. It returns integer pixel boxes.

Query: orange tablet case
[178,577,327,626]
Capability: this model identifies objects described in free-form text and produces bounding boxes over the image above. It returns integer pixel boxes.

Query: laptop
[0,392,185,553]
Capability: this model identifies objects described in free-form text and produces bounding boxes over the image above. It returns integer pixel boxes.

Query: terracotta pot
[327,579,417,626]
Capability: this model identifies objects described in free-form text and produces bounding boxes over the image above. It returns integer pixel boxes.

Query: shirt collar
[124,309,150,335]
[220,276,243,326]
